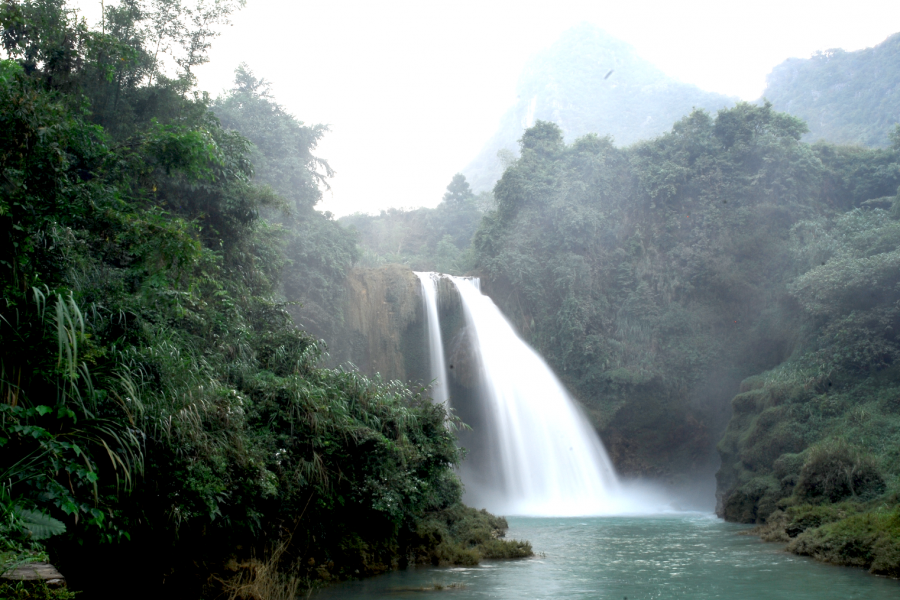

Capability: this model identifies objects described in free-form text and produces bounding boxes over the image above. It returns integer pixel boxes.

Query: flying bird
[604,69,614,80]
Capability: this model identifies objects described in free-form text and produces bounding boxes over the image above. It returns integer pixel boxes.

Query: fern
[15,509,66,541]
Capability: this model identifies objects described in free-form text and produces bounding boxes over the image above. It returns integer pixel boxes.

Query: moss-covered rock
[410,504,533,566]
[716,368,900,521]
[721,475,783,523]
[756,503,861,542]
[717,364,900,577]
[787,506,900,577]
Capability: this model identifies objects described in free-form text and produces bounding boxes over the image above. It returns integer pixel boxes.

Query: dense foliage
[715,185,900,574]
[5,0,898,588]
[471,107,900,479]
[766,32,900,148]
[0,2,524,597]
[470,103,900,569]
[340,173,490,275]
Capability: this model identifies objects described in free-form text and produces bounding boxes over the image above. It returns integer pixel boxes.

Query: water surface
[313,514,898,599]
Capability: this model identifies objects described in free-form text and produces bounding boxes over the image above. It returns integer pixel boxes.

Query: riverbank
[311,515,900,599]
[715,367,900,579]
[203,504,533,598]
[0,504,532,599]
[752,502,900,578]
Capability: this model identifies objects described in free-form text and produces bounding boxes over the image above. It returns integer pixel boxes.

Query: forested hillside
[339,174,491,275]
[765,32,900,148]
[461,23,734,193]
[0,2,527,598]
[6,0,900,592]
[472,110,900,573]
[211,65,359,343]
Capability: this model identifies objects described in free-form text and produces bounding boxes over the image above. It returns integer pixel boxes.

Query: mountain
[764,32,900,148]
[462,23,735,192]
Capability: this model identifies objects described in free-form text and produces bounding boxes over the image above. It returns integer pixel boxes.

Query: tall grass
[220,536,311,600]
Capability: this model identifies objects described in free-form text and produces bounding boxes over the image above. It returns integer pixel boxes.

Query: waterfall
[448,276,623,516]
[414,271,638,515]
[415,272,449,405]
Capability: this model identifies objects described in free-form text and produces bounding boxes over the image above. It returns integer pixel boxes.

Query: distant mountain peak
[764,31,900,148]
[463,24,734,193]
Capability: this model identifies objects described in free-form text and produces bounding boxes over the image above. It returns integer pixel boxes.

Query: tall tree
[443,173,475,208]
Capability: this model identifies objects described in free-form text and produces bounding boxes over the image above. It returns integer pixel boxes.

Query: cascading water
[448,276,624,516]
[414,272,449,405]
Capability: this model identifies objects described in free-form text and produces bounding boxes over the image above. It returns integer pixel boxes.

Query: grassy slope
[717,368,900,575]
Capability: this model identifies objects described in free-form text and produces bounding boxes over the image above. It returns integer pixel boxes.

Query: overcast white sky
[76,0,900,215]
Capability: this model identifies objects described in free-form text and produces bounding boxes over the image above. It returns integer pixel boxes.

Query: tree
[212,65,357,341]
[214,64,332,212]
[0,7,477,597]
[442,173,475,208]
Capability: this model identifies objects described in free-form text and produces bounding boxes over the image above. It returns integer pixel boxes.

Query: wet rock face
[321,268,479,394]
[446,327,481,389]
[330,265,425,382]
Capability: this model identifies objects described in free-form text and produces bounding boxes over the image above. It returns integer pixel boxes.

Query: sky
[75,0,900,216]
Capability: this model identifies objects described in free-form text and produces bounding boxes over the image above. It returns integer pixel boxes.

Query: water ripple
[314,514,899,599]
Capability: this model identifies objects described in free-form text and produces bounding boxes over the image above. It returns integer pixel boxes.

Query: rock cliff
[327,265,427,384]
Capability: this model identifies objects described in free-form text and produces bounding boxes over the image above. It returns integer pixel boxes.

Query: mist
[6,1,900,597]
[71,0,900,215]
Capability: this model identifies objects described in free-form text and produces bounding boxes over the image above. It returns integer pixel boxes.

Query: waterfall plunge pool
[397,275,897,597]
[312,513,898,599]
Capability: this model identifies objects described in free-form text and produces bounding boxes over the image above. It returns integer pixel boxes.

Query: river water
[312,513,898,599]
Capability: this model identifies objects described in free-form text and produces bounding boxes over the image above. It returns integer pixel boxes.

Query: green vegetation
[470,105,900,546]
[5,0,899,588]
[0,2,526,597]
[340,173,490,275]
[467,93,900,571]
[0,580,76,600]
[766,32,900,148]
[712,172,900,570]
[412,504,532,566]
[758,502,900,577]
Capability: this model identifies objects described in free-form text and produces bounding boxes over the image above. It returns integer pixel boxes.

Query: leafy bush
[0,581,77,600]
[412,504,532,566]
[0,6,511,598]
[787,506,900,577]
[796,441,886,503]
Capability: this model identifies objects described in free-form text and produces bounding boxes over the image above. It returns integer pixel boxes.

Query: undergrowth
[412,504,533,566]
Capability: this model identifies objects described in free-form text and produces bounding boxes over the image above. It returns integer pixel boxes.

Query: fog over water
[314,515,900,599]
[73,1,900,215]
[11,2,900,594]
[451,275,623,514]
[416,273,698,515]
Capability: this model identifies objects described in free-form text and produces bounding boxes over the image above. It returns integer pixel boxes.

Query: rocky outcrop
[327,265,426,383]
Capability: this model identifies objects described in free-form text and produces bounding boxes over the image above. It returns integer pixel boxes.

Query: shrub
[412,504,533,565]
[796,440,886,502]
[0,581,76,600]
[722,476,781,523]
[788,507,900,577]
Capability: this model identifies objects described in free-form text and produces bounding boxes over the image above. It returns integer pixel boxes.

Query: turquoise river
[312,514,898,599]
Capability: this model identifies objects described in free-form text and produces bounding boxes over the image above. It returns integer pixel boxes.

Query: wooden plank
[2,562,66,587]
